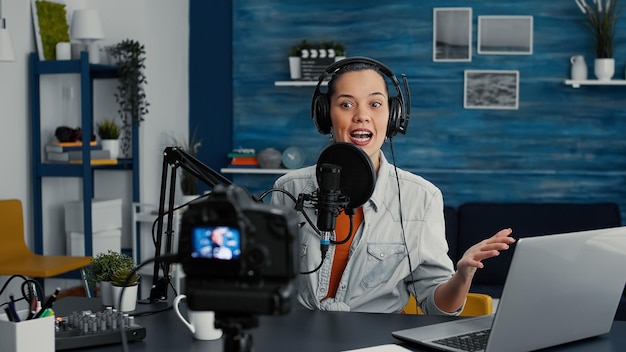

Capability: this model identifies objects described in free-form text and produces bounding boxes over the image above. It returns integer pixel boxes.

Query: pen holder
[0,309,55,352]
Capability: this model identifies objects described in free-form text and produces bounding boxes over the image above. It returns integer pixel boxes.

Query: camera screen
[191,226,241,260]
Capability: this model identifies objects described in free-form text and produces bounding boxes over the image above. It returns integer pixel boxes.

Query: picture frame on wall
[464,70,519,110]
[478,16,533,55]
[433,7,472,62]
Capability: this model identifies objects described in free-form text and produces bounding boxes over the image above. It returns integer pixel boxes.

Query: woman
[270,57,514,314]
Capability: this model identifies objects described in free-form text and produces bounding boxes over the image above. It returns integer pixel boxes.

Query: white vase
[101,139,120,159]
[99,281,114,306]
[594,58,615,81]
[112,284,138,312]
[288,56,301,80]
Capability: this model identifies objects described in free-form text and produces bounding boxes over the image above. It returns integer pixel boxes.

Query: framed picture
[478,16,533,55]
[464,70,519,110]
[433,7,472,62]
[30,0,70,61]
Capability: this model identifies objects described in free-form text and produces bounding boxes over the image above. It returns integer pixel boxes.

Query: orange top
[325,208,364,299]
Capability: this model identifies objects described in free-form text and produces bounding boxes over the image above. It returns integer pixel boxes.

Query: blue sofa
[443,202,625,320]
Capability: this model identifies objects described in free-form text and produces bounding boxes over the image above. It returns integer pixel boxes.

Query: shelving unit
[30,52,140,257]
[564,79,626,88]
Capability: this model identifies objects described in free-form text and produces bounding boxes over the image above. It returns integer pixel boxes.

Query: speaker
[310,56,410,139]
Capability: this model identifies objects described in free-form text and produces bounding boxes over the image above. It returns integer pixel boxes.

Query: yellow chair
[0,199,93,296]
[404,292,493,316]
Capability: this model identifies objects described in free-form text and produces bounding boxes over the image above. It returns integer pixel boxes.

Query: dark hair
[326,62,389,99]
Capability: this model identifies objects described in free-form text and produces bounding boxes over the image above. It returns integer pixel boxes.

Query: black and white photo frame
[478,16,533,55]
[433,7,472,62]
[464,70,519,110]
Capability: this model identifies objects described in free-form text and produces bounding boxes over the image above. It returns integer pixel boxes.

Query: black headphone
[311,56,410,139]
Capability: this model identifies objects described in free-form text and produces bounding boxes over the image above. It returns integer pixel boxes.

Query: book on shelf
[46,142,102,153]
[230,156,259,165]
[68,159,118,165]
[47,149,111,162]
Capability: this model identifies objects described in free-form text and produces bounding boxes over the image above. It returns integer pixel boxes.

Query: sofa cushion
[456,202,621,297]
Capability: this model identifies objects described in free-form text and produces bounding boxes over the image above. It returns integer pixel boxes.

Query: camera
[178,184,299,316]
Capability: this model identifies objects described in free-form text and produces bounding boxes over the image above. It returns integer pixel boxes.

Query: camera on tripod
[178,184,299,316]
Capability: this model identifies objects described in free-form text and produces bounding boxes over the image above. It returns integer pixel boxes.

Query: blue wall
[194,0,626,222]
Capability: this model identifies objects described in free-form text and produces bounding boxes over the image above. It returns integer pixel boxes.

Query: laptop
[392,226,626,352]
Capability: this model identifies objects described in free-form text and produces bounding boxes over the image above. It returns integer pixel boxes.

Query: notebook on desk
[392,226,626,352]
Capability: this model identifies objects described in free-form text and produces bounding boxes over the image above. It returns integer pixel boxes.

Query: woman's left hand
[456,228,516,280]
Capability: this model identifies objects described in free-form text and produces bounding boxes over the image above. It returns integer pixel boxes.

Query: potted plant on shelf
[574,0,621,80]
[96,118,121,159]
[91,250,135,306]
[171,131,202,204]
[111,267,140,312]
[288,39,312,80]
[106,39,150,157]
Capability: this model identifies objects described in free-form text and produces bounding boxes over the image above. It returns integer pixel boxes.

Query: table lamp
[70,9,104,63]
[0,0,15,62]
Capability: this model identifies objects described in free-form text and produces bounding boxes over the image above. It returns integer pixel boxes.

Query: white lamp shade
[70,9,104,41]
[0,28,15,61]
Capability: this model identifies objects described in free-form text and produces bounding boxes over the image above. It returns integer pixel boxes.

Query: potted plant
[91,250,135,306]
[106,39,150,157]
[288,39,312,80]
[171,131,202,201]
[96,118,121,159]
[574,0,621,80]
[111,267,140,312]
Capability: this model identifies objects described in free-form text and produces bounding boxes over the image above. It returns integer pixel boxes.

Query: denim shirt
[270,152,458,315]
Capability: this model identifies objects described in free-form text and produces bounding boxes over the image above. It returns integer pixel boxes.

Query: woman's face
[329,69,389,171]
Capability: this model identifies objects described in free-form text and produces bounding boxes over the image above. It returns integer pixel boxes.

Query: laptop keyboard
[432,329,490,352]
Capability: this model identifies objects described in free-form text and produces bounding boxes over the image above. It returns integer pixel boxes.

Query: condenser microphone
[316,163,345,232]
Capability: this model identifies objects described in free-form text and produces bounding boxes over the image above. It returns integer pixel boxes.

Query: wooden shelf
[274,80,326,87]
[221,168,289,175]
[565,79,626,88]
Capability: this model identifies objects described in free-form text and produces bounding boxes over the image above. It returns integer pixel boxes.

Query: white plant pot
[99,281,114,306]
[594,58,615,81]
[112,284,138,312]
[101,139,120,159]
[289,56,301,80]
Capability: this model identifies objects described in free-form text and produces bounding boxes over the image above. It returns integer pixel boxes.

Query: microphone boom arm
[148,146,232,302]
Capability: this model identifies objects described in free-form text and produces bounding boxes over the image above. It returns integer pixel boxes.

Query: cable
[388,139,419,312]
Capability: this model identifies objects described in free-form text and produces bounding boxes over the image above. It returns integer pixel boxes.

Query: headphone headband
[310,56,410,138]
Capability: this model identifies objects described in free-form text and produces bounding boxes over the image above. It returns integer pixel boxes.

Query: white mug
[173,294,223,340]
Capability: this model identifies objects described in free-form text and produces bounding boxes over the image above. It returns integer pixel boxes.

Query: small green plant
[171,130,202,195]
[111,267,140,287]
[96,119,121,140]
[289,39,312,56]
[91,250,135,282]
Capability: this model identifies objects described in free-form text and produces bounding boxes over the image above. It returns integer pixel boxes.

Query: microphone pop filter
[316,143,376,209]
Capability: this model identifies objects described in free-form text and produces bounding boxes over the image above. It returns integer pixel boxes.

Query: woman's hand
[456,228,516,280]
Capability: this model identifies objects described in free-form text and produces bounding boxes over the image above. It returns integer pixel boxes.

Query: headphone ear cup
[387,96,403,138]
[312,93,331,135]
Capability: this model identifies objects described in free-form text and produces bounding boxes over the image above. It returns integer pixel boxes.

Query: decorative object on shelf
[282,146,305,169]
[0,0,16,62]
[30,0,71,61]
[111,267,140,312]
[70,8,104,64]
[171,131,202,196]
[257,147,282,169]
[570,55,588,80]
[228,148,258,168]
[55,41,70,60]
[574,0,620,80]
[90,250,135,307]
[107,39,149,158]
[96,118,121,159]
[288,40,346,81]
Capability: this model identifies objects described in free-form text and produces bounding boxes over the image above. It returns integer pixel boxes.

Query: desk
[55,298,626,352]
